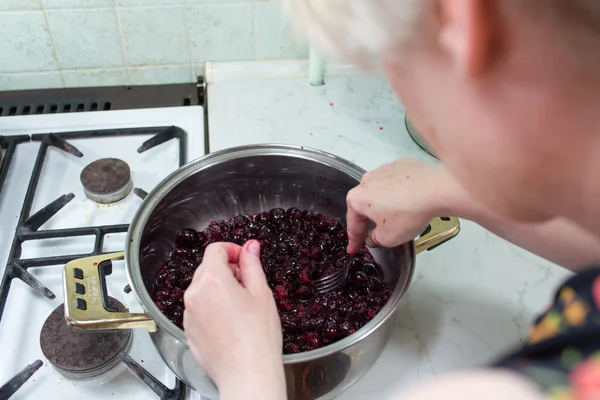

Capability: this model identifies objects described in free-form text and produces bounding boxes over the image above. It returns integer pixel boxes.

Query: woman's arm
[393,370,545,400]
[448,168,600,271]
[473,214,600,272]
[346,158,600,272]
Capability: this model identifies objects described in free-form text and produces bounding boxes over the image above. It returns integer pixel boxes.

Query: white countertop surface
[206,60,573,399]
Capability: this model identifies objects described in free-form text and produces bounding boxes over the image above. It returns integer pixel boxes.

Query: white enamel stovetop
[0,106,206,400]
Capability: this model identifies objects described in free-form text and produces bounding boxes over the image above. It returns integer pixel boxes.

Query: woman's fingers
[238,240,270,293]
[204,242,243,264]
[346,191,369,253]
[194,242,243,283]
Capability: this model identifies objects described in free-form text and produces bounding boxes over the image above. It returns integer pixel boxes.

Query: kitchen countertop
[205,60,572,399]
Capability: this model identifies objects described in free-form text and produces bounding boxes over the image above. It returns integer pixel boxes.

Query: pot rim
[125,143,415,364]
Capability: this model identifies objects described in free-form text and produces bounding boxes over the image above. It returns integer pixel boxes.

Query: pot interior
[134,147,413,342]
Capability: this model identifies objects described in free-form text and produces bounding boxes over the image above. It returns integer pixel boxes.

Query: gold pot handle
[415,217,461,254]
[63,251,157,332]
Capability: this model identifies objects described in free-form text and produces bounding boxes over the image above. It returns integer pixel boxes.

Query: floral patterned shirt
[496,267,600,400]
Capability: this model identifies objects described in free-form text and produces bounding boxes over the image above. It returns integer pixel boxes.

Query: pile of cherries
[152,207,392,354]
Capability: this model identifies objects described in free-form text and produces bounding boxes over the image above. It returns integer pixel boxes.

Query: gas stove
[0,85,207,399]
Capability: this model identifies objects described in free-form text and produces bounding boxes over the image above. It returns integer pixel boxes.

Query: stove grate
[0,360,44,399]
[0,135,30,199]
[0,126,190,400]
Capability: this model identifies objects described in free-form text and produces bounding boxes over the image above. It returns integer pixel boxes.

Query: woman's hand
[347,158,600,270]
[346,158,466,253]
[183,240,286,400]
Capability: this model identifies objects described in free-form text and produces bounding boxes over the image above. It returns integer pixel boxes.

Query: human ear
[437,0,496,75]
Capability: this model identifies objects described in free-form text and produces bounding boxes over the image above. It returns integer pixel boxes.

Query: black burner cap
[40,299,132,380]
[80,158,133,203]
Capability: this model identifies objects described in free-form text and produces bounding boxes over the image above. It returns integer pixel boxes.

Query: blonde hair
[285,0,430,63]
[286,0,600,63]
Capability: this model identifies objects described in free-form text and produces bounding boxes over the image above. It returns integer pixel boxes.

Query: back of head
[287,0,600,64]
[286,0,600,231]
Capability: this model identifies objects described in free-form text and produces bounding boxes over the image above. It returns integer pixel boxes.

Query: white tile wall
[119,6,190,66]
[62,68,128,86]
[188,3,255,62]
[0,0,308,90]
[0,0,42,10]
[0,71,63,90]
[118,0,185,5]
[128,65,193,84]
[0,11,58,73]
[44,0,113,8]
[255,1,306,59]
[47,8,125,69]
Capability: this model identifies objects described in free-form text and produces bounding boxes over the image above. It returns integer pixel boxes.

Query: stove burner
[40,299,132,380]
[80,158,133,204]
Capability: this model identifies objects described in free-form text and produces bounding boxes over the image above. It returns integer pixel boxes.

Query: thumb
[239,240,269,292]
[366,221,430,248]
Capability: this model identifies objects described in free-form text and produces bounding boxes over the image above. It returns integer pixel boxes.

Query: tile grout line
[0,2,263,13]
[0,63,201,77]
[114,0,131,86]
[252,0,258,59]
[184,0,196,82]
[40,0,67,88]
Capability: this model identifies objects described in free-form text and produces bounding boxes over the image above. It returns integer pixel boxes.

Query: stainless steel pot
[63,144,460,400]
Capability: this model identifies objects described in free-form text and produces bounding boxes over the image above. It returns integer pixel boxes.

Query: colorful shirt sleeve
[495,267,600,400]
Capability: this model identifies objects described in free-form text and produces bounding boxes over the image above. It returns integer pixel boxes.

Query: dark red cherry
[304,332,322,350]
[284,342,301,354]
[324,322,339,339]
[169,247,191,259]
[295,285,312,300]
[350,271,369,288]
[253,212,269,223]
[280,313,298,334]
[368,276,384,292]
[269,208,286,224]
[286,207,303,221]
[340,320,357,335]
[273,285,288,300]
[362,262,379,276]
[245,223,260,239]
[176,228,201,248]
